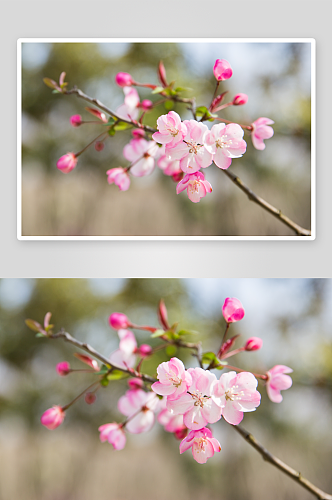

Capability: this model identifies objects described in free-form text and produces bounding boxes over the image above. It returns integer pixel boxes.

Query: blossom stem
[222,364,267,380]
[212,102,233,113]
[221,347,245,360]
[233,424,332,500]
[213,116,253,130]
[61,380,100,411]
[75,131,108,158]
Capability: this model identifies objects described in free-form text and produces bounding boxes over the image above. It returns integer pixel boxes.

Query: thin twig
[233,424,332,500]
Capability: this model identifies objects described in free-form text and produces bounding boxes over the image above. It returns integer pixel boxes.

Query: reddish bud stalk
[224,364,268,380]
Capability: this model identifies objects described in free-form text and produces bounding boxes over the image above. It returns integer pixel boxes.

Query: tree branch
[222,168,311,236]
[233,424,332,500]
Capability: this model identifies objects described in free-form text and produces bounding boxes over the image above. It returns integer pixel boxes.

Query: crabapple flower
[152,357,192,398]
[118,389,160,434]
[106,168,130,191]
[116,87,140,121]
[232,93,248,106]
[222,297,245,323]
[158,408,187,436]
[152,111,187,148]
[167,120,213,174]
[251,117,274,150]
[123,138,159,177]
[167,367,222,430]
[109,312,132,330]
[180,427,221,464]
[212,371,261,425]
[56,153,77,174]
[99,423,126,450]
[213,59,233,81]
[245,337,263,351]
[205,123,247,170]
[110,329,137,369]
[176,171,212,203]
[70,114,82,127]
[41,406,65,430]
[158,154,182,178]
[56,361,70,376]
[115,72,133,87]
[266,365,293,403]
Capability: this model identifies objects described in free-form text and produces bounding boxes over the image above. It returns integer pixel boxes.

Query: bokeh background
[21,41,312,237]
[0,278,331,500]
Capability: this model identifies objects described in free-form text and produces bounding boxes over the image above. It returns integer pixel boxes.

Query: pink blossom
[109,312,132,330]
[245,337,263,351]
[106,168,130,191]
[56,361,70,376]
[56,153,77,174]
[138,344,152,357]
[158,408,187,435]
[110,329,137,369]
[132,129,145,139]
[212,371,261,425]
[152,357,192,398]
[152,111,187,148]
[167,120,213,174]
[140,99,153,111]
[128,378,144,390]
[232,93,248,106]
[167,367,222,430]
[99,423,126,450]
[118,389,160,434]
[205,123,247,170]
[123,138,159,177]
[180,427,221,464]
[116,87,140,121]
[176,171,212,203]
[158,154,182,178]
[266,365,293,403]
[251,117,274,150]
[115,72,133,87]
[70,114,82,127]
[222,297,245,323]
[41,406,65,430]
[213,59,233,81]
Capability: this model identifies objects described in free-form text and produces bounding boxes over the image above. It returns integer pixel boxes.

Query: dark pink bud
[158,299,169,330]
[158,61,168,87]
[222,297,245,323]
[115,72,133,87]
[128,378,144,390]
[73,353,99,371]
[95,141,105,151]
[41,406,65,430]
[140,99,153,111]
[213,59,233,81]
[70,114,82,127]
[138,344,152,357]
[56,153,78,174]
[85,392,97,404]
[85,107,108,123]
[56,361,71,376]
[210,91,228,112]
[172,171,184,183]
[132,129,145,139]
[109,312,131,330]
[244,337,263,351]
[219,335,240,357]
[174,428,188,440]
[232,93,248,106]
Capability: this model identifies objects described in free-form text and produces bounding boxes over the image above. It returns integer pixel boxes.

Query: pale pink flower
[232,93,248,106]
[106,168,130,191]
[213,59,233,81]
[245,337,263,351]
[222,297,245,323]
[212,371,261,425]
[158,408,187,435]
[109,312,132,330]
[123,138,159,177]
[56,361,70,376]
[167,367,222,430]
[152,111,187,148]
[167,120,213,174]
[99,423,126,450]
[115,72,133,87]
[152,357,192,398]
[118,389,160,434]
[158,154,182,177]
[176,171,212,203]
[116,87,140,121]
[180,427,221,464]
[205,123,247,170]
[110,329,137,369]
[56,153,77,174]
[70,114,82,127]
[41,406,65,430]
[266,365,293,403]
[251,117,274,150]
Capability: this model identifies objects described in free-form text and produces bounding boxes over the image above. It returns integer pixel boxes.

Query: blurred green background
[21,41,312,236]
[0,278,331,500]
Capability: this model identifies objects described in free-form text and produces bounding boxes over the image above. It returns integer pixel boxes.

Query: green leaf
[100,377,109,387]
[150,329,165,338]
[105,117,115,126]
[35,332,46,338]
[43,78,58,89]
[52,90,61,94]
[25,319,43,333]
[108,128,116,136]
[95,365,109,375]
[166,345,177,357]
[164,100,174,111]
[177,329,199,336]
[151,86,165,94]
[175,86,192,93]
[201,351,218,363]
[107,370,127,381]
[114,122,132,132]
[195,106,218,120]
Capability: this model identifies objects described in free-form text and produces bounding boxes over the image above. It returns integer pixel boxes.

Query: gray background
[1,0,330,277]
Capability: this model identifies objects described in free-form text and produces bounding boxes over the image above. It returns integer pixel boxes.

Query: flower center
[194,437,207,452]
[167,371,182,388]
[166,125,179,137]
[225,384,245,401]
[186,140,202,155]
[189,390,210,408]
[216,135,233,149]
[188,180,200,194]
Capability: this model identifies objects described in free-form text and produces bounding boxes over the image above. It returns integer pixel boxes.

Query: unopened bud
[70,115,82,127]
[158,61,168,87]
[56,361,71,376]
[138,344,152,357]
[41,406,65,430]
[115,72,133,87]
[158,299,169,330]
[85,392,97,404]
[109,312,131,330]
[222,297,245,323]
[140,99,153,111]
[244,337,263,351]
[56,153,78,174]
[95,141,105,151]
[232,93,248,106]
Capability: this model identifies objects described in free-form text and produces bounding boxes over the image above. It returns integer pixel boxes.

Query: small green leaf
[107,370,127,381]
[175,86,192,93]
[105,117,115,126]
[166,345,177,357]
[52,89,61,94]
[35,332,46,338]
[95,365,109,375]
[43,78,58,89]
[25,319,43,333]
[195,106,209,117]
[152,86,165,94]
[164,100,174,111]
[100,377,109,387]
[151,329,166,338]
[108,128,116,136]
[177,329,199,336]
[114,122,132,132]
[201,351,218,364]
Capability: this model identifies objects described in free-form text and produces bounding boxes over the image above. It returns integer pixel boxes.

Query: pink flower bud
[41,406,65,430]
[109,312,131,330]
[158,61,168,87]
[73,353,99,371]
[69,114,82,127]
[56,153,78,174]
[128,378,144,390]
[158,299,169,330]
[85,392,97,404]
[95,141,105,151]
[232,93,248,106]
[140,99,153,111]
[138,344,152,357]
[222,297,245,323]
[172,171,184,182]
[174,427,188,440]
[56,361,71,376]
[245,337,263,351]
[115,72,133,87]
[213,59,233,81]
[132,129,145,139]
